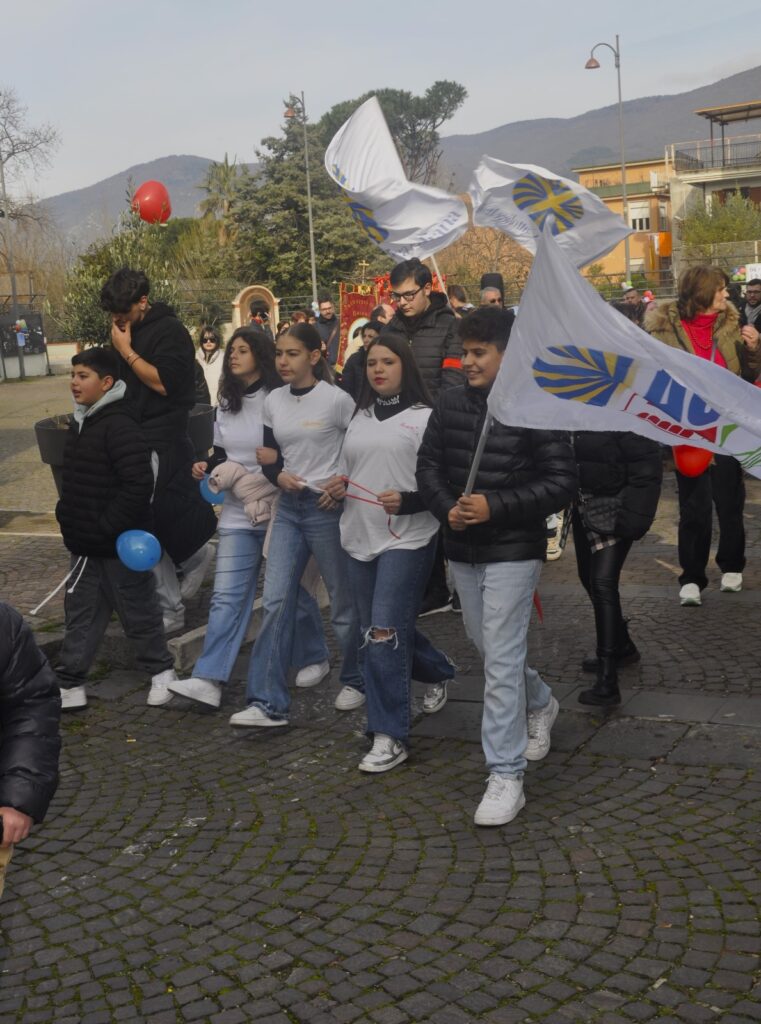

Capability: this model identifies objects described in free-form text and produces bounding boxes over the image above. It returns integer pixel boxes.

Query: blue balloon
[199,474,224,504]
[116,530,162,571]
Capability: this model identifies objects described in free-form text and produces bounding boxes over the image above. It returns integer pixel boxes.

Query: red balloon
[131,180,172,223]
[674,444,712,477]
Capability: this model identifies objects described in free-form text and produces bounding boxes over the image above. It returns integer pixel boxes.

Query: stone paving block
[711,697,761,728]
[622,692,726,723]
[669,724,761,766]
[583,717,689,758]
[411,701,482,741]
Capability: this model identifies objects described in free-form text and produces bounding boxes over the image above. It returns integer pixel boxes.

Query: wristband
[128,353,141,367]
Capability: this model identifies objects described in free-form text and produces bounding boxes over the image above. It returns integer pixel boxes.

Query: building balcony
[669,134,761,176]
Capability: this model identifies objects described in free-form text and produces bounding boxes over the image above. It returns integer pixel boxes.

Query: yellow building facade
[573,158,673,283]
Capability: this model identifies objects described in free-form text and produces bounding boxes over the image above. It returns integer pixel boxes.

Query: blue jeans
[346,536,454,745]
[449,559,552,778]
[246,491,361,718]
[193,528,328,683]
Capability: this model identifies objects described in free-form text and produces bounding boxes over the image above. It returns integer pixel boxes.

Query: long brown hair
[217,328,280,413]
[677,266,726,321]
[355,332,432,412]
[280,322,334,383]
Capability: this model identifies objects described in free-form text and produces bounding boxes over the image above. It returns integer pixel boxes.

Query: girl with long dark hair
[325,334,455,771]
[169,327,329,709]
[196,325,224,403]
[229,323,362,727]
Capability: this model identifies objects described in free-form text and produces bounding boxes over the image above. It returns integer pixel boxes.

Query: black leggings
[572,509,633,659]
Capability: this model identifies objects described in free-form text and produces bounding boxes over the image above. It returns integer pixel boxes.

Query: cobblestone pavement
[2,376,761,1022]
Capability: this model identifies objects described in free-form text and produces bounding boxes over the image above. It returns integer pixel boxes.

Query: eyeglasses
[390,286,423,302]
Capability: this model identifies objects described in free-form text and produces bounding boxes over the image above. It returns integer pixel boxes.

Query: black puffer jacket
[56,397,154,557]
[416,384,577,563]
[339,347,366,401]
[0,603,60,823]
[573,431,663,541]
[384,292,462,396]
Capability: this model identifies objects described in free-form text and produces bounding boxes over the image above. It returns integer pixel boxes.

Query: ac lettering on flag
[489,229,761,478]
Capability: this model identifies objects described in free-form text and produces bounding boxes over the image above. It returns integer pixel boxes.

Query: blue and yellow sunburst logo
[532,346,635,407]
[340,190,389,243]
[513,173,584,235]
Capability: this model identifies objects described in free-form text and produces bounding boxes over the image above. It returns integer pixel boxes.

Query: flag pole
[463,414,493,496]
[429,254,445,294]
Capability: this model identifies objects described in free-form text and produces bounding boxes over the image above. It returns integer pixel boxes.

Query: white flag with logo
[488,228,761,478]
[469,156,632,268]
[324,96,468,260]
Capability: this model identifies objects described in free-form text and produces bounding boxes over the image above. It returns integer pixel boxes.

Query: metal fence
[670,135,761,173]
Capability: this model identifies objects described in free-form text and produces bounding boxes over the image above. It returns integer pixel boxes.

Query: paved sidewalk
[1,376,761,1022]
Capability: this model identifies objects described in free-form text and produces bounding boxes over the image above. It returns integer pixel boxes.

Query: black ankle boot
[578,657,621,707]
[581,621,640,674]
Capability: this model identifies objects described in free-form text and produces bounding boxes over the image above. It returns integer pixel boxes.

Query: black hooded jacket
[56,395,154,558]
[120,302,196,447]
[416,384,577,563]
[0,603,60,823]
[384,292,462,396]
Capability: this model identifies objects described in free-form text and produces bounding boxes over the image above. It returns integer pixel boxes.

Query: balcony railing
[670,134,761,173]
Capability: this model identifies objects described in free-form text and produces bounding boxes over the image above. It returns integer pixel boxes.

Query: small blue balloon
[199,474,224,504]
[116,530,162,571]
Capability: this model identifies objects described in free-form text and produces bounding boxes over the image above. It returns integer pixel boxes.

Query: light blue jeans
[246,491,361,719]
[449,558,552,778]
[193,528,328,684]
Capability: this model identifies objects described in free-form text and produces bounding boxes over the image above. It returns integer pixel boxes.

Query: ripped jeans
[346,536,455,745]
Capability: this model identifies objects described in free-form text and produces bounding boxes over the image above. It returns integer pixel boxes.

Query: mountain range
[39,64,761,250]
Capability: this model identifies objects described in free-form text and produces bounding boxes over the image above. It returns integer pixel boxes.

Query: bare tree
[0,87,60,332]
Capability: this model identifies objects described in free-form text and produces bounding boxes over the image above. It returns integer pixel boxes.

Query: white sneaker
[295,660,330,689]
[179,543,215,601]
[334,686,365,711]
[229,705,288,727]
[168,676,222,708]
[163,612,186,634]
[423,683,447,714]
[720,572,743,593]
[679,583,702,606]
[358,734,408,774]
[474,774,525,827]
[525,696,559,761]
[148,668,177,706]
[60,685,87,710]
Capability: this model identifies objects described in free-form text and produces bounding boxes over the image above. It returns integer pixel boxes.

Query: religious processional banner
[325,97,468,260]
[488,228,761,478]
[337,283,379,370]
[469,156,632,268]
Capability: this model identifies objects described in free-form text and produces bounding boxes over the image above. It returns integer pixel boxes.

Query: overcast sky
[4,0,760,198]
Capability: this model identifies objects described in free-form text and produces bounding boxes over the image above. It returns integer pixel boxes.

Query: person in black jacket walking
[0,602,60,896]
[572,432,662,707]
[54,348,178,710]
[417,308,577,827]
[102,268,217,634]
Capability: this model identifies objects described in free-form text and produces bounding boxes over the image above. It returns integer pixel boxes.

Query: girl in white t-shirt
[325,334,454,773]
[168,327,329,709]
[229,323,362,728]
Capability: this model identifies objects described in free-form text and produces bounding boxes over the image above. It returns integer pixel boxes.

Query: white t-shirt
[263,380,355,486]
[214,388,267,530]
[339,404,439,560]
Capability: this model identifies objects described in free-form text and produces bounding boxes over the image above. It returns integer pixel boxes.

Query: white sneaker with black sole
[60,686,87,710]
[474,774,525,827]
[358,734,408,773]
[525,695,559,761]
[168,676,222,708]
[295,660,330,689]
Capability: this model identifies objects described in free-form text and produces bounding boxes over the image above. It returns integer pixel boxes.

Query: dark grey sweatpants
[57,556,173,689]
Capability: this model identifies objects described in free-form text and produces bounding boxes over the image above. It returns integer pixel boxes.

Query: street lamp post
[585,34,631,282]
[284,92,319,309]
